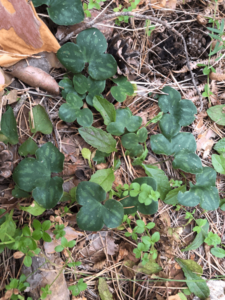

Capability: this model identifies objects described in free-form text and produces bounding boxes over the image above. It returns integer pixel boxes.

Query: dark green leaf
[176,258,209,299]
[0,106,18,145]
[93,95,116,125]
[32,0,84,26]
[76,182,124,231]
[57,28,117,80]
[137,127,148,143]
[59,78,85,99]
[93,150,110,164]
[73,73,88,94]
[111,76,134,102]
[79,126,117,153]
[18,138,38,156]
[178,167,220,210]
[30,105,53,134]
[172,151,203,174]
[107,108,142,136]
[12,186,30,198]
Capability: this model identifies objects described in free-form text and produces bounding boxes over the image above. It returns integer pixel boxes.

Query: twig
[60,12,203,111]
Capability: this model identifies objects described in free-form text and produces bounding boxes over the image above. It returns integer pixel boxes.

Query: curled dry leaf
[0,68,13,91]
[13,251,25,259]
[44,227,84,254]
[209,72,225,81]
[4,290,13,299]
[0,0,60,67]
[197,14,208,25]
[2,90,18,105]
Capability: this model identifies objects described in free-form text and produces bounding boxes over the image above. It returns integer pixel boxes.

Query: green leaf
[33,220,41,230]
[43,232,52,242]
[73,73,88,94]
[20,201,45,217]
[158,87,197,140]
[79,126,117,153]
[93,96,116,125]
[178,167,220,210]
[107,108,142,136]
[98,278,113,300]
[214,138,225,154]
[164,185,186,205]
[0,209,6,226]
[150,133,202,174]
[142,164,171,200]
[59,78,84,99]
[212,154,225,174]
[32,0,84,26]
[175,258,209,299]
[57,28,117,80]
[110,76,134,102]
[133,258,162,275]
[18,138,38,156]
[12,186,30,198]
[0,210,16,242]
[30,105,53,134]
[182,220,209,251]
[121,133,138,149]
[76,182,124,231]
[93,150,109,164]
[13,142,64,209]
[211,247,225,258]
[204,232,221,247]
[0,106,18,145]
[137,127,148,143]
[81,148,92,168]
[59,93,93,127]
[42,220,51,231]
[121,177,158,215]
[90,168,115,192]
[24,255,32,267]
[55,245,64,252]
[32,230,42,240]
[207,104,225,125]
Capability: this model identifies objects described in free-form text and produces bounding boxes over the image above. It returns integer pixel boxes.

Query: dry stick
[60,12,203,111]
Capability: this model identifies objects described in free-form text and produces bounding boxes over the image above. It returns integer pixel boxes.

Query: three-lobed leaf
[13,143,64,209]
[57,28,117,80]
[110,76,134,102]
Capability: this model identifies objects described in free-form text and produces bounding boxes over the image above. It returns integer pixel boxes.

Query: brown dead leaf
[8,64,59,95]
[210,72,225,81]
[150,0,176,9]
[2,90,17,105]
[197,14,208,25]
[13,251,24,259]
[197,129,216,158]
[72,297,87,300]
[0,0,60,67]
[96,163,108,170]
[4,290,13,300]
[44,227,84,254]
[0,68,13,91]
[93,259,106,269]
[80,232,119,263]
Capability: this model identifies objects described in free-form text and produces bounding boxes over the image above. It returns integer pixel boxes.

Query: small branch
[60,12,203,111]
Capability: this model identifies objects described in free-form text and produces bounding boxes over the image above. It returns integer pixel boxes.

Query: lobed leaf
[57,28,117,80]
[110,76,134,102]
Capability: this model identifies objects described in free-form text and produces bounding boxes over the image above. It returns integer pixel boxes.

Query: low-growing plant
[13,142,64,209]
[211,138,225,174]
[5,274,30,300]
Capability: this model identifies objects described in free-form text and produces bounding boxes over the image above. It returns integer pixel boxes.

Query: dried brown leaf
[209,72,225,81]
[0,68,13,91]
[13,251,24,259]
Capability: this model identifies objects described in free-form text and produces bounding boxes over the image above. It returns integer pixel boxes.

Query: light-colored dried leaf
[13,251,24,259]
[210,72,225,81]
[197,14,208,25]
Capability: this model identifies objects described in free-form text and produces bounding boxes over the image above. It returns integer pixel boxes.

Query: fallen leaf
[4,290,13,299]
[197,14,208,25]
[93,259,106,269]
[168,295,182,300]
[0,0,60,67]
[197,129,216,158]
[133,259,162,275]
[44,227,84,254]
[2,90,18,105]
[80,231,119,263]
[0,68,13,91]
[13,251,24,259]
[210,72,225,81]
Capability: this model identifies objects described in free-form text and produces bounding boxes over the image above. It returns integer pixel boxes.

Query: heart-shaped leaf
[121,133,144,157]
[0,106,18,145]
[18,138,38,157]
[212,154,225,174]
[214,138,225,154]
[76,182,124,231]
[151,132,202,174]
[79,126,117,153]
[158,86,197,140]
[13,142,64,209]
[30,105,53,134]
[120,177,158,215]
[57,28,117,80]
[111,76,134,102]
[93,96,116,125]
[207,104,225,125]
[32,0,84,26]
[59,78,85,99]
[178,167,220,210]
[59,93,93,127]
[107,108,142,136]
